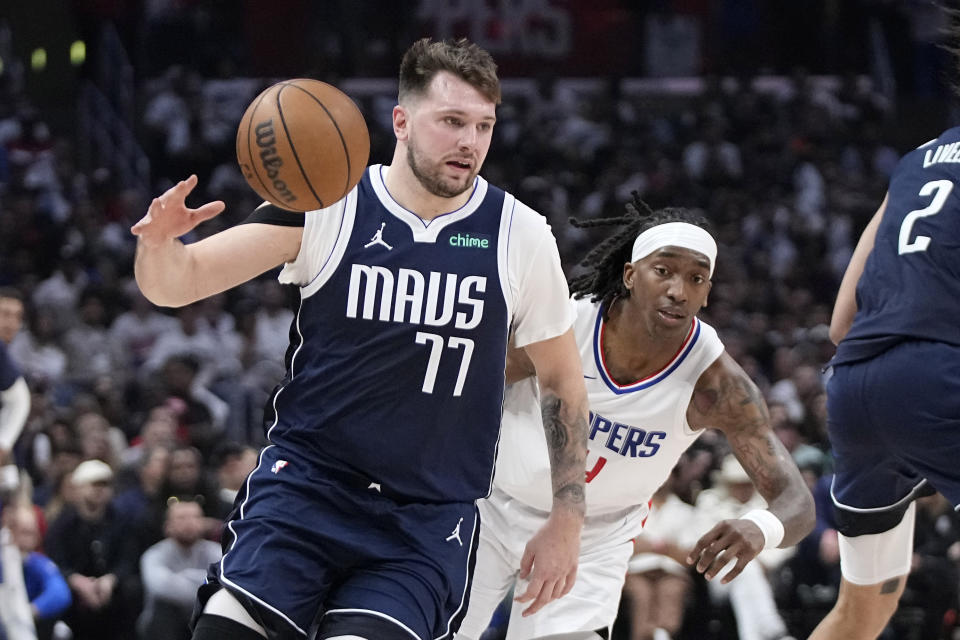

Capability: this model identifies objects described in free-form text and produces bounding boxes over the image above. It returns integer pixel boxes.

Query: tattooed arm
[685,351,815,581]
[511,328,589,615]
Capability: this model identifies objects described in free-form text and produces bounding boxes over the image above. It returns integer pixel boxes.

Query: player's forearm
[766,475,816,547]
[134,237,200,307]
[539,389,588,518]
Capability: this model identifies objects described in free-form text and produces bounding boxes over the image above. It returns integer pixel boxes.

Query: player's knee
[202,589,267,637]
[192,615,267,640]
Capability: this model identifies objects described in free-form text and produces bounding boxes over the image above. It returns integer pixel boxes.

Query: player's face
[623,247,712,338]
[0,297,24,344]
[401,72,496,198]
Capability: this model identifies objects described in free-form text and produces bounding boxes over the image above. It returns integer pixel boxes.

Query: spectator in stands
[137,499,220,640]
[44,460,137,640]
[5,503,72,626]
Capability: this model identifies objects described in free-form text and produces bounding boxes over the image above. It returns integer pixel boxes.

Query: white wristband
[740,509,785,550]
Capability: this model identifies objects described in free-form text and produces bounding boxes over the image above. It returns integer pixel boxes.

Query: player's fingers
[687,528,721,566]
[718,553,752,584]
[177,174,199,196]
[191,200,226,221]
[697,529,740,574]
[559,567,577,597]
[521,580,555,617]
[551,575,567,600]
[514,576,544,604]
[518,547,534,580]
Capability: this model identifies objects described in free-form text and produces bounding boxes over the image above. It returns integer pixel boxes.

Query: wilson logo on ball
[254,119,297,205]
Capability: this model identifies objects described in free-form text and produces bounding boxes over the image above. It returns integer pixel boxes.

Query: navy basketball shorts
[202,444,481,640]
[828,340,960,535]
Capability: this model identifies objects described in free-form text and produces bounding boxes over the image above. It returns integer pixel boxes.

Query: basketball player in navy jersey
[131,39,589,640]
[808,33,960,639]
[0,289,29,468]
[457,197,813,640]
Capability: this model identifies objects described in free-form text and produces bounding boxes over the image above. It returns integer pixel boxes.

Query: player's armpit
[504,343,536,384]
[688,352,815,546]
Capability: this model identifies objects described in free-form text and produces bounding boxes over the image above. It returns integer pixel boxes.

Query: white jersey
[494,297,724,529]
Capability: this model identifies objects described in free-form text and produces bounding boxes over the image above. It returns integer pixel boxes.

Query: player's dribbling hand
[130,174,225,245]
[515,508,581,616]
[686,518,765,584]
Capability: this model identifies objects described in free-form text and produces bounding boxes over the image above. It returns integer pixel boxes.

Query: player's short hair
[399,38,501,105]
[0,287,24,303]
[568,192,711,314]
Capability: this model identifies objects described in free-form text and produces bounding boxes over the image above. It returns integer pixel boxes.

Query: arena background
[0,2,957,640]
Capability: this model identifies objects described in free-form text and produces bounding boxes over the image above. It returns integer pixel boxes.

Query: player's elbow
[828,321,848,346]
[134,280,194,308]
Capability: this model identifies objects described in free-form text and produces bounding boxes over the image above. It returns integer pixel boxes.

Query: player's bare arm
[685,351,815,582]
[830,194,888,344]
[513,328,589,616]
[132,175,303,307]
[504,342,536,385]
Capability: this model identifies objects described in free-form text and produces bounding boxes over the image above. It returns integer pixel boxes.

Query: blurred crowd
[0,2,959,639]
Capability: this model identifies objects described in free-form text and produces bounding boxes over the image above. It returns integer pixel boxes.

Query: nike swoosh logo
[583,375,597,379]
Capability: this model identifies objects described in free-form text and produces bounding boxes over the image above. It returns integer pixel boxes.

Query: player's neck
[382,157,473,221]
[604,301,692,383]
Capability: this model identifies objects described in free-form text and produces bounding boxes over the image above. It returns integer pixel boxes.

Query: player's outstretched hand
[514,508,581,616]
[686,518,765,584]
[131,175,225,246]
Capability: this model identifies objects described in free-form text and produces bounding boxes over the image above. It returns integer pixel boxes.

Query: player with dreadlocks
[456,193,814,640]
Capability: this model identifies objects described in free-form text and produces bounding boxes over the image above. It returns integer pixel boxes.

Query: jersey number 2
[899,179,953,254]
[415,332,474,396]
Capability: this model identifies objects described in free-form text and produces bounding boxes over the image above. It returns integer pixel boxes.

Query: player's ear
[623,262,635,290]
[393,105,409,140]
[702,281,712,308]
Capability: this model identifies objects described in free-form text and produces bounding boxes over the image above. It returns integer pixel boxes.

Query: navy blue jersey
[835,127,960,364]
[266,168,517,504]
[0,341,19,391]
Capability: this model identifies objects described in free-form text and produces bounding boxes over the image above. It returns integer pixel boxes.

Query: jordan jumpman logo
[364,222,393,250]
[445,517,464,546]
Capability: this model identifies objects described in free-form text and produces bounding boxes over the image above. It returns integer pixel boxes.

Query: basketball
[236,79,370,212]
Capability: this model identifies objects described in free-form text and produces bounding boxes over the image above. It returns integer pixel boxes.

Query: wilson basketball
[236,79,370,212]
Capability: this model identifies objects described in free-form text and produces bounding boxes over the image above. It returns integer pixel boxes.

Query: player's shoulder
[895,126,960,172]
[694,316,722,344]
[499,190,553,239]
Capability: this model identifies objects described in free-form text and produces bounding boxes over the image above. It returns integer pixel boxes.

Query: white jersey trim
[368,164,490,243]
[594,313,701,393]
[300,188,358,299]
[830,477,929,513]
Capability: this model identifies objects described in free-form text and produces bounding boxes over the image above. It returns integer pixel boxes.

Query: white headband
[631,222,717,277]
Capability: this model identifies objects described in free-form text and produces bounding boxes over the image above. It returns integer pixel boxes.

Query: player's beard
[406,140,475,199]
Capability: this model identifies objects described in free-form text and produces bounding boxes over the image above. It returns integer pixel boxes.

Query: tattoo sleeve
[690,353,815,545]
[541,392,587,514]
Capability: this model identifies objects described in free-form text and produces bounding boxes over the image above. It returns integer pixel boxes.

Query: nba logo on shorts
[271,460,289,474]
